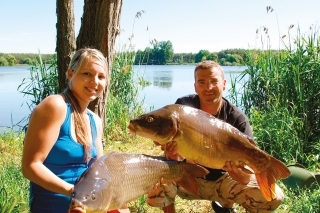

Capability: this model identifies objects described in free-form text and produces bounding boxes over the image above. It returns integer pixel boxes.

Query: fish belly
[106,153,183,209]
[175,111,269,173]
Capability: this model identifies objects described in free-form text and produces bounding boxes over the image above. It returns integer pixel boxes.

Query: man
[147,60,284,213]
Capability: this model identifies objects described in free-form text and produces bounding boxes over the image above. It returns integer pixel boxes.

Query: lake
[0,65,245,131]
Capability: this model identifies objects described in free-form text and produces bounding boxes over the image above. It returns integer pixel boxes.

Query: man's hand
[153,141,184,161]
[146,178,177,207]
[223,161,253,185]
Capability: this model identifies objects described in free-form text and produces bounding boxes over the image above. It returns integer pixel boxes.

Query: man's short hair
[194,60,224,79]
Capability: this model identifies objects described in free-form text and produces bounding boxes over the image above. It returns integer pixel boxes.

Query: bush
[6,55,17,66]
[0,56,8,66]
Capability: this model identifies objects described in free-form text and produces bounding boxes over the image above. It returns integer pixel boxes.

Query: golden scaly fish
[128,104,291,201]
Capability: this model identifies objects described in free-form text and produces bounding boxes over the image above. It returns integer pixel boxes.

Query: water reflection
[0,65,246,129]
[152,70,173,88]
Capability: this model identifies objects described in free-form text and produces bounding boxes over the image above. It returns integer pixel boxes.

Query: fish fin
[183,163,209,178]
[270,157,291,179]
[162,204,176,213]
[175,164,209,195]
[176,173,199,195]
[246,135,257,146]
[255,157,291,201]
[263,156,291,180]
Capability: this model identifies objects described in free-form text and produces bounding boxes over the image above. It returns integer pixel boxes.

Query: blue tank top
[29,102,98,213]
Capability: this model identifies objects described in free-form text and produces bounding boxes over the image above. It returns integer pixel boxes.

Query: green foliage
[134,44,247,65]
[146,40,174,65]
[195,49,211,62]
[5,55,17,66]
[0,53,53,65]
[282,186,320,212]
[17,54,59,128]
[106,48,144,138]
[221,53,243,66]
[22,57,37,65]
[134,49,150,65]
[134,40,172,65]
[229,27,320,168]
[0,187,18,213]
[0,57,8,66]
[0,131,29,213]
[171,52,195,64]
[249,107,306,164]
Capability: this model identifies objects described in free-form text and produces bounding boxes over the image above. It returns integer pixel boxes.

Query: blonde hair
[64,48,108,162]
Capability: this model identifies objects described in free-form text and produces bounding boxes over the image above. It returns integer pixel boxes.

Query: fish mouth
[69,199,86,213]
[69,206,86,213]
[127,122,136,135]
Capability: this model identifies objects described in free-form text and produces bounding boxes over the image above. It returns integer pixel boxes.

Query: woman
[22,48,129,213]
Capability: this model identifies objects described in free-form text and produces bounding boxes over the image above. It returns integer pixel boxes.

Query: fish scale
[128,104,291,202]
[69,152,209,213]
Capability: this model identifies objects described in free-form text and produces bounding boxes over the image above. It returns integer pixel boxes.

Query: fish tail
[176,163,209,195]
[255,172,276,201]
[255,157,291,201]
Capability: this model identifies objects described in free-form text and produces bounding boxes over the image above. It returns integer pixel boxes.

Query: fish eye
[91,190,96,200]
[84,195,88,200]
[147,116,154,122]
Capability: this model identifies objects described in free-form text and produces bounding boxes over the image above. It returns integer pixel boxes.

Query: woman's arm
[21,95,74,196]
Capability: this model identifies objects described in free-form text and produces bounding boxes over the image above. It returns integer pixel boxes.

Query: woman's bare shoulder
[32,94,67,119]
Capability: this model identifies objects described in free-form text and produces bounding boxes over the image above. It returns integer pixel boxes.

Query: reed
[229,26,320,168]
[17,53,58,130]
[105,46,145,141]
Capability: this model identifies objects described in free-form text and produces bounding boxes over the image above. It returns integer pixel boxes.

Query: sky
[1,0,320,54]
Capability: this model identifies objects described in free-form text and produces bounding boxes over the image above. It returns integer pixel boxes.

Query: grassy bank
[1,130,319,213]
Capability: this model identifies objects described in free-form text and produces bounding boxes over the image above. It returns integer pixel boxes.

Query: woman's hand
[223,161,253,185]
[146,178,177,207]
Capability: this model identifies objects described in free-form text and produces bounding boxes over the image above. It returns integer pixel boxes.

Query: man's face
[194,67,226,105]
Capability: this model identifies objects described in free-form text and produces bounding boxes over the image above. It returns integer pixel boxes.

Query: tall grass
[0,131,29,213]
[17,53,59,130]
[106,46,145,141]
[229,26,320,169]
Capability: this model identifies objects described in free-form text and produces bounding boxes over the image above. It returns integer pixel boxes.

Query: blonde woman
[22,48,129,213]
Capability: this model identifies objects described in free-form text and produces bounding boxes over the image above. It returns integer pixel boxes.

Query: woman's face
[67,57,107,105]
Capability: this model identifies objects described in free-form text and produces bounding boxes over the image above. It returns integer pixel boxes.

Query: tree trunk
[77,0,123,129]
[56,0,76,92]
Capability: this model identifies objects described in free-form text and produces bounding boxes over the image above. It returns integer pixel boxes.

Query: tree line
[1,41,249,67]
[134,40,248,66]
[0,53,53,66]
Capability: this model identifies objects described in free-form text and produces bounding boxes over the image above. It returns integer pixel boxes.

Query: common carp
[128,104,291,201]
[69,151,209,213]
